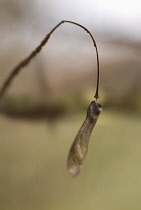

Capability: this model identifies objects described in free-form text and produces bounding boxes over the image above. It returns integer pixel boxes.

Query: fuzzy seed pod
[67,101,102,177]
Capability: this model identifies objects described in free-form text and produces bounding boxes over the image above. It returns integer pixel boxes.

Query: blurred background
[0,0,141,210]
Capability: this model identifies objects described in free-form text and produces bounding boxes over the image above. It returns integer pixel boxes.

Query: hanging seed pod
[0,20,101,177]
[67,101,102,176]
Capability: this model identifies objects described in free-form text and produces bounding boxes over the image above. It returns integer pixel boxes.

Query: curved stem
[0,20,100,100]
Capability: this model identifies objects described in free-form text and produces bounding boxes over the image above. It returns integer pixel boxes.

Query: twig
[0,20,100,100]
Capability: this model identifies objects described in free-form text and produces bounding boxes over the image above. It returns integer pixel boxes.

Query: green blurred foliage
[0,110,141,210]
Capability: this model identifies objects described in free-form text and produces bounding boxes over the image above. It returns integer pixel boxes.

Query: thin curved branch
[0,20,100,100]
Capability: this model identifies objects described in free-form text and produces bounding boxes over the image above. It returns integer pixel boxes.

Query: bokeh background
[0,0,141,210]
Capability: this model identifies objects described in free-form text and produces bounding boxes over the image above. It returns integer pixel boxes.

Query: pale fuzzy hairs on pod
[67,101,102,177]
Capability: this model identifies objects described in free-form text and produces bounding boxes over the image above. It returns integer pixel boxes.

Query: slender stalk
[0,20,100,100]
